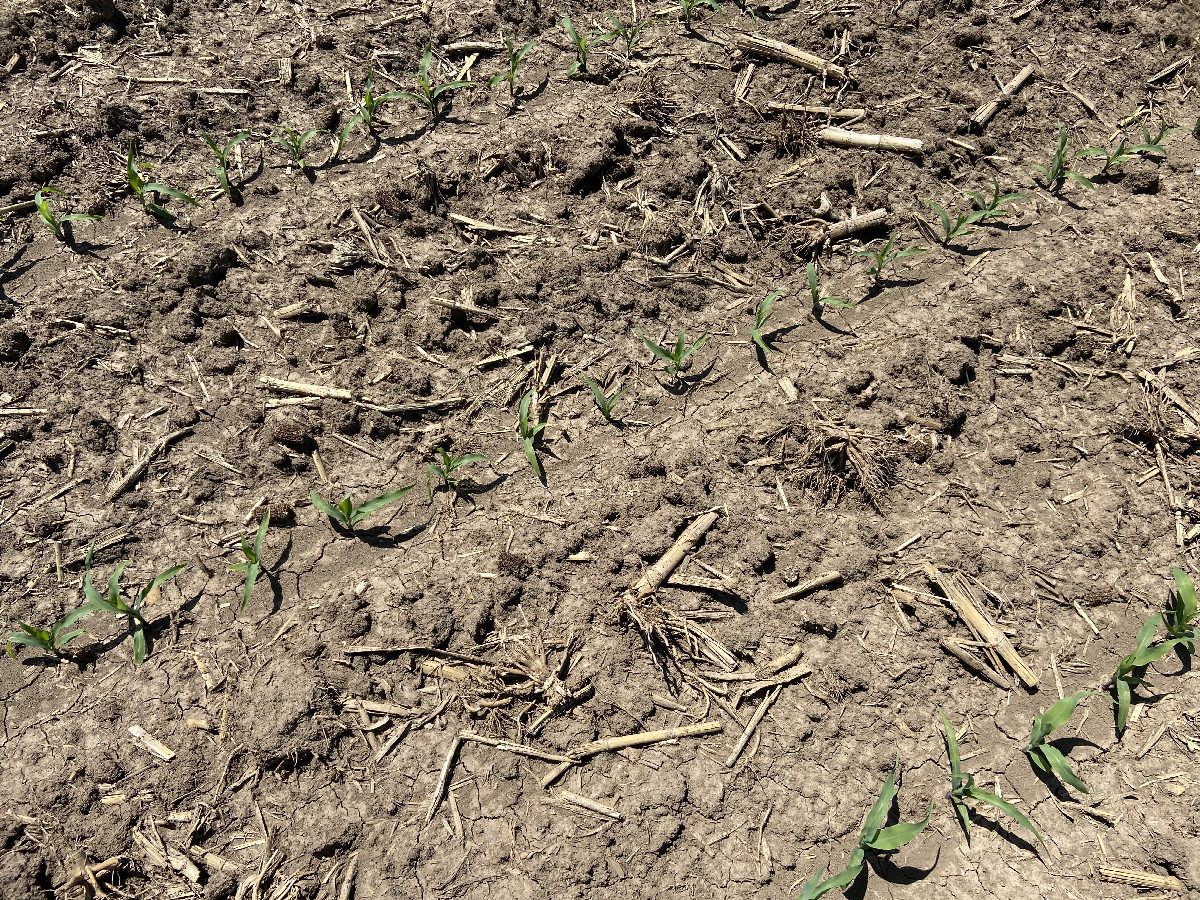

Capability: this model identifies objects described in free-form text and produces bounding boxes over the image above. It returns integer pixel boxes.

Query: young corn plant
[393,46,473,120]
[6,609,90,660]
[202,130,251,199]
[339,70,407,151]
[940,711,1041,846]
[562,15,608,76]
[487,37,536,97]
[33,187,101,243]
[1111,615,1176,736]
[1025,691,1101,793]
[808,262,852,314]
[855,230,925,279]
[126,142,198,221]
[639,328,708,376]
[228,509,269,612]
[582,373,630,421]
[1165,568,1197,653]
[311,486,414,532]
[273,127,325,170]
[601,15,651,55]
[750,289,783,354]
[800,757,931,900]
[1033,125,1095,190]
[75,542,186,665]
[426,447,489,499]
[962,175,1026,219]
[927,200,988,245]
[680,0,721,29]
[518,389,548,479]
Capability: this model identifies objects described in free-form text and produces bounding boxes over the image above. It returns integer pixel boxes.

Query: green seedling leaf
[869,810,932,852]
[582,373,630,420]
[751,289,783,354]
[964,788,1041,844]
[855,229,926,278]
[33,186,101,242]
[798,849,865,900]
[350,486,415,525]
[426,448,489,498]
[311,491,350,527]
[229,509,269,611]
[518,389,547,478]
[1035,125,1096,191]
[680,0,722,27]
[941,710,1041,845]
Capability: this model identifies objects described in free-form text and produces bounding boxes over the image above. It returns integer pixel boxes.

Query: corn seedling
[601,15,651,54]
[854,230,925,279]
[679,0,721,28]
[126,142,198,221]
[800,757,931,900]
[962,175,1026,219]
[518,389,547,478]
[487,37,536,97]
[228,509,269,612]
[33,187,101,243]
[1166,568,1198,654]
[202,130,250,199]
[311,486,414,531]
[926,201,988,245]
[582,373,630,420]
[639,328,708,376]
[562,15,608,76]
[940,711,1041,845]
[75,541,186,664]
[750,289,783,354]
[339,70,408,150]
[1026,691,1101,793]
[6,609,90,659]
[273,127,325,169]
[807,262,852,313]
[426,447,489,498]
[1033,125,1095,190]
[1111,615,1176,736]
[392,45,473,120]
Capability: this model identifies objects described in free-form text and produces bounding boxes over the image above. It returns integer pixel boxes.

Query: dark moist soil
[3,0,1200,898]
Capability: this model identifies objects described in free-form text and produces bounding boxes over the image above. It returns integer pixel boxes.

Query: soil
[2,0,1200,898]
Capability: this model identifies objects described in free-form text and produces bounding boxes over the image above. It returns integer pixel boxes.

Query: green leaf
[965,788,1042,843]
[583,373,610,412]
[487,73,508,88]
[523,436,543,479]
[351,485,415,525]
[939,710,962,775]
[1064,171,1095,190]
[240,558,259,611]
[1040,743,1088,793]
[799,849,865,900]
[927,201,950,239]
[447,453,489,472]
[562,14,579,45]
[431,79,473,98]
[867,804,931,851]
[56,605,94,635]
[1172,568,1197,624]
[1033,691,1099,743]
[859,758,899,845]
[140,564,187,603]
[311,491,349,526]
[950,795,971,841]
[144,183,199,207]
[132,619,147,664]
[639,331,675,364]
[1115,675,1131,735]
